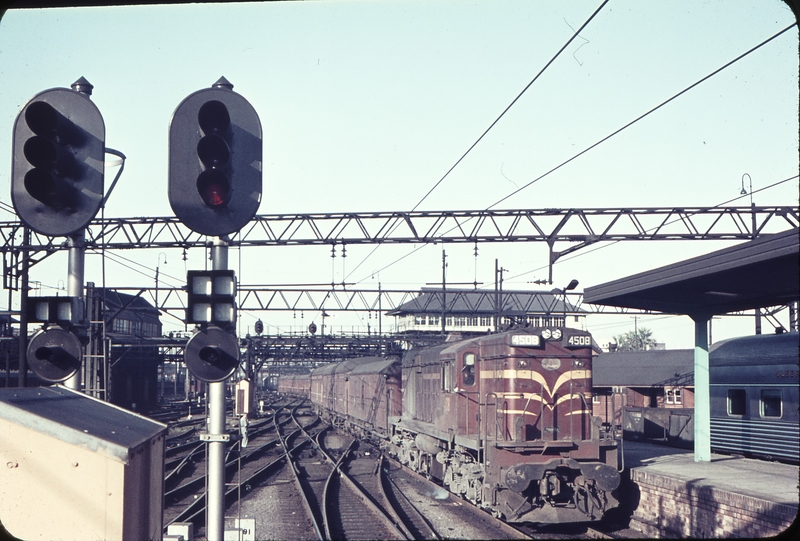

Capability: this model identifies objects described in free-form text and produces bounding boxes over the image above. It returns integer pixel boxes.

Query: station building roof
[386,287,578,316]
[593,349,694,388]
[584,228,799,316]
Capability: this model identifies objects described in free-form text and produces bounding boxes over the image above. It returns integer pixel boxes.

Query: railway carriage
[277,372,311,398]
[311,356,403,442]
[709,332,799,463]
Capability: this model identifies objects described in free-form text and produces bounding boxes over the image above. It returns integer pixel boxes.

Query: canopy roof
[584,228,799,316]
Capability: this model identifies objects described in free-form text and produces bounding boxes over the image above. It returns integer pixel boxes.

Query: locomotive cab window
[462,353,476,386]
[727,389,746,416]
[760,389,782,418]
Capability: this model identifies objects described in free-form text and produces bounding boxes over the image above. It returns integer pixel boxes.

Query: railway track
[162,399,299,535]
[164,398,624,540]
[321,438,404,540]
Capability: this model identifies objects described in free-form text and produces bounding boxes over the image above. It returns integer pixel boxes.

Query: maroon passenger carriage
[277,372,311,398]
[309,356,403,443]
[391,326,619,523]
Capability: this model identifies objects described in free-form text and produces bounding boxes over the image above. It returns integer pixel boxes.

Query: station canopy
[584,228,799,316]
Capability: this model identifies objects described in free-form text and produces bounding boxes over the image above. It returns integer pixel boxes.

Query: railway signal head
[11,79,105,237]
[168,77,262,237]
[27,326,83,383]
[185,325,240,382]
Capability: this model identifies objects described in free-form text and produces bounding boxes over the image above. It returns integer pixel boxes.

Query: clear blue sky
[0,0,797,348]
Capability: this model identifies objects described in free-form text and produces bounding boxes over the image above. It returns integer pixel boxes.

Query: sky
[0,0,797,349]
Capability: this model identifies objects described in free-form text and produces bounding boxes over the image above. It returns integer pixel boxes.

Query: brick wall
[630,468,797,538]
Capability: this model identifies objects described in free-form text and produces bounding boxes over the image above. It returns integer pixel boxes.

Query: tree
[612,327,657,351]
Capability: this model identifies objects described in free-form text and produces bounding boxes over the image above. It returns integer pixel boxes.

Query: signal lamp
[168,77,262,236]
[26,296,79,325]
[27,326,82,383]
[185,325,240,382]
[186,270,236,327]
[11,80,105,237]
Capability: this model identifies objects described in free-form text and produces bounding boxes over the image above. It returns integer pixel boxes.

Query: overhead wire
[350,21,798,285]
[488,22,798,210]
[89,248,185,286]
[343,0,611,283]
[501,174,799,284]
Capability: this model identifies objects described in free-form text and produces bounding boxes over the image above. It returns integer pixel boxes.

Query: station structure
[585,227,799,537]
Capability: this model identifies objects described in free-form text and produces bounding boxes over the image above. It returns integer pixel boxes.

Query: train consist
[710,331,799,463]
[279,327,620,523]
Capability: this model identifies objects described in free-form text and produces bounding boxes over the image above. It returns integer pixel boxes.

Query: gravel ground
[384,461,528,540]
[225,462,318,541]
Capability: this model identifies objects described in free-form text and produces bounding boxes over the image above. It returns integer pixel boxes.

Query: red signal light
[197,170,230,208]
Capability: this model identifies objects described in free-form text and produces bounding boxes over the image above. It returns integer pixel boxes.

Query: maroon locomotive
[281,326,620,524]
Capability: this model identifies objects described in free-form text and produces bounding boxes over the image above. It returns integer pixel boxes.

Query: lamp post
[321,311,330,336]
[551,279,579,327]
[155,252,167,309]
[740,173,756,239]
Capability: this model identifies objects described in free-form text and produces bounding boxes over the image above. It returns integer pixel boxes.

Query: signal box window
[727,389,746,416]
[760,389,782,418]
[462,353,476,386]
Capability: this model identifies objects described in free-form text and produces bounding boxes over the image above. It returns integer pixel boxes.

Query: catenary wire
[343,0,611,283]
[488,22,797,210]
[501,174,799,284]
[350,22,798,285]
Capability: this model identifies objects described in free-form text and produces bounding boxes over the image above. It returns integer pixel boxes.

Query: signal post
[169,77,262,541]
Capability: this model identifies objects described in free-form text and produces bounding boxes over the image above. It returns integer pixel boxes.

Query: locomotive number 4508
[567,335,591,347]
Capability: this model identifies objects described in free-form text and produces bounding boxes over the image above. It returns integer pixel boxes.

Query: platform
[620,441,798,538]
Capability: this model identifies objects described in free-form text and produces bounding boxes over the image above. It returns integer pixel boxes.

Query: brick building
[592,349,695,443]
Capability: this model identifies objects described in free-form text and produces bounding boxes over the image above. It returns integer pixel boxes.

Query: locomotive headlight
[552,329,562,340]
[541,329,552,340]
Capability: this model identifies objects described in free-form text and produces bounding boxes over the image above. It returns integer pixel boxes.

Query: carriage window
[760,389,782,418]
[462,353,476,386]
[728,389,746,415]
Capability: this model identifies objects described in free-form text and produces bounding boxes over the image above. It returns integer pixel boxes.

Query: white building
[387,287,586,334]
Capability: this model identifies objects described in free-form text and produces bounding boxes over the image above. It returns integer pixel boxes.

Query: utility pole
[494,260,507,332]
[441,249,447,337]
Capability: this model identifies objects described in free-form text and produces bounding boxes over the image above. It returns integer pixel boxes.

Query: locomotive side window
[462,353,476,386]
[760,389,782,418]
[441,362,453,392]
[727,389,746,416]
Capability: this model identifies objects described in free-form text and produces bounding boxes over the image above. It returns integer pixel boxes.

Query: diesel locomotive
[279,326,621,523]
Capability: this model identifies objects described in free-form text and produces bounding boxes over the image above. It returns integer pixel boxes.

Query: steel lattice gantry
[2,206,797,289]
[1,206,797,252]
